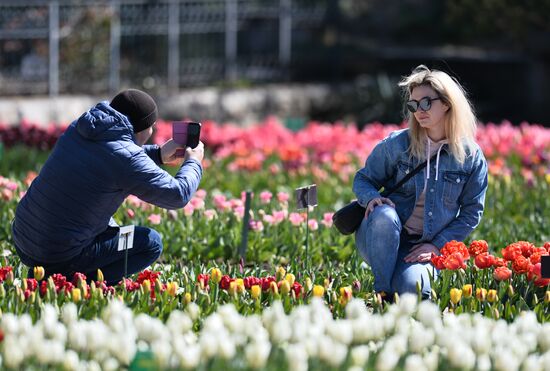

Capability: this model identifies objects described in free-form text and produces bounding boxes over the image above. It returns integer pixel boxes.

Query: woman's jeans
[355,205,437,297]
[16,226,163,286]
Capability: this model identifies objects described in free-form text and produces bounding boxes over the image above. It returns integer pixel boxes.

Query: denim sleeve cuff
[431,235,448,250]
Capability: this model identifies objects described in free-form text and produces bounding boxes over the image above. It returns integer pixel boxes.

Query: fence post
[168,0,180,92]
[49,1,59,96]
[225,0,238,81]
[279,0,291,68]
[110,0,121,94]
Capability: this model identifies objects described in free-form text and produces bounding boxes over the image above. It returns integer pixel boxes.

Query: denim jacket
[353,128,488,249]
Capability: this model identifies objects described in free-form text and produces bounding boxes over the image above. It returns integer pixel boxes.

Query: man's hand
[364,197,395,218]
[160,139,183,165]
[184,141,204,163]
[404,243,439,263]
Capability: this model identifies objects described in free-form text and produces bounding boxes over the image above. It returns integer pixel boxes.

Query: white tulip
[540,351,550,371]
[1,313,19,334]
[218,337,236,360]
[326,320,353,345]
[471,327,492,355]
[245,340,271,369]
[270,320,292,344]
[476,354,492,371]
[345,298,368,319]
[286,343,308,371]
[86,359,101,371]
[409,323,434,354]
[186,302,201,322]
[102,357,120,371]
[167,310,193,335]
[521,354,541,371]
[404,354,425,371]
[68,323,87,350]
[423,347,439,371]
[2,338,24,369]
[416,300,441,329]
[61,303,79,325]
[63,350,80,371]
[152,340,172,368]
[447,341,475,370]
[493,347,520,371]
[375,345,400,371]
[350,345,369,367]
[398,294,418,316]
[179,344,201,369]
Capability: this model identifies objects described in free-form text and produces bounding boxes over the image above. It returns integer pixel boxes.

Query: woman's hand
[365,197,395,218]
[404,243,439,263]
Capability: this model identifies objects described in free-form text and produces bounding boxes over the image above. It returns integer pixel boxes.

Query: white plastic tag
[117,225,135,252]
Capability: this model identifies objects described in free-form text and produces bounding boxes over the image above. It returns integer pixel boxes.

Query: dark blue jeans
[16,226,163,286]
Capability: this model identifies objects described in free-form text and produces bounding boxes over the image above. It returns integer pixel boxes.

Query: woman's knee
[367,205,401,233]
[394,265,432,296]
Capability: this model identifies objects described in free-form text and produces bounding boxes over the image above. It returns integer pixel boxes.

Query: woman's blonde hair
[398,65,477,164]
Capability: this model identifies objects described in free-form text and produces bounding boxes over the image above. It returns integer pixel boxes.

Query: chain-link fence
[0,0,326,96]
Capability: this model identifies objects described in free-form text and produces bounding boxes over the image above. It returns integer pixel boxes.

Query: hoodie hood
[75,102,136,142]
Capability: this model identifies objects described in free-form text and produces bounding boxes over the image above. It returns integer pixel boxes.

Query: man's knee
[394,266,432,297]
[147,229,163,259]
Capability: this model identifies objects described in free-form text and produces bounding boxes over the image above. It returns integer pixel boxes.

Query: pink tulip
[260,191,273,204]
[148,214,161,225]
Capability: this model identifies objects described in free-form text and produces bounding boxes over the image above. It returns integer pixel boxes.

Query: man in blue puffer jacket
[12,89,203,285]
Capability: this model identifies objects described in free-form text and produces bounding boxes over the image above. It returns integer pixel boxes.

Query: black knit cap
[110,89,158,133]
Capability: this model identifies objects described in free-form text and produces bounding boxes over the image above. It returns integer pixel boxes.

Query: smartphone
[173,121,201,157]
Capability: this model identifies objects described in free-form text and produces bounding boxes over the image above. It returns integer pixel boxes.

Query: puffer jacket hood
[76,102,135,142]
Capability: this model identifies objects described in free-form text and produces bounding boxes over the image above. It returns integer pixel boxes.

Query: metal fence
[0,0,326,96]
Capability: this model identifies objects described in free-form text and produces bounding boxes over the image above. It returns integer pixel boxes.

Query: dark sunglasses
[406,96,441,113]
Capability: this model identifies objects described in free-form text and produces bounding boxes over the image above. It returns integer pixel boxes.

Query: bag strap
[381,152,439,197]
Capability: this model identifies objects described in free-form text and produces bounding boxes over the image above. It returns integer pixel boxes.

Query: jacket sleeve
[120,151,203,210]
[352,139,393,207]
[431,149,488,249]
[143,144,163,165]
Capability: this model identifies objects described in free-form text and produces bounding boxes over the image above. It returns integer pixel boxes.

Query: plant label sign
[118,225,135,252]
[295,184,317,210]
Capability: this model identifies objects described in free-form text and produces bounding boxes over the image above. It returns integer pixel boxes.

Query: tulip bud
[487,289,498,303]
[34,266,45,281]
[476,288,487,302]
[304,277,313,292]
[544,291,550,304]
[338,295,348,307]
[276,266,286,281]
[251,285,261,300]
[154,278,162,296]
[29,291,36,304]
[16,287,25,303]
[450,288,462,305]
[285,273,295,286]
[492,307,500,319]
[507,284,515,297]
[22,278,28,291]
[416,281,422,295]
[0,284,5,298]
[210,268,222,284]
[312,285,325,297]
[430,289,437,301]
[339,286,352,300]
[6,270,14,285]
[97,269,104,282]
[72,288,81,303]
[352,280,361,293]
[229,281,238,296]
[324,278,331,289]
[279,280,291,296]
[184,292,192,304]
[462,284,473,298]
[167,282,178,297]
[532,294,538,306]
[141,279,151,294]
[235,278,245,294]
[269,281,279,295]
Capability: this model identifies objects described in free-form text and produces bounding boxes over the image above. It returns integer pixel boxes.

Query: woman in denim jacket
[353,65,488,301]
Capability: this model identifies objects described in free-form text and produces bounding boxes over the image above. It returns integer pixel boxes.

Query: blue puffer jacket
[12,102,203,264]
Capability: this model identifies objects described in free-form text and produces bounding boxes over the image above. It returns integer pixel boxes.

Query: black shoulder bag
[332,154,437,235]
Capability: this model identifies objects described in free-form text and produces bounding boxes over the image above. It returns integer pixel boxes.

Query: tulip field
[0,118,549,370]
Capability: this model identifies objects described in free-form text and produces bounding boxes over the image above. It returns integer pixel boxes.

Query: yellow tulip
[462,284,473,298]
[450,288,462,305]
[304,277,313,292]
[166,282,178,297]
[141,279,151,294]
[279,280,291,296]
[269,281,279,295]
[72,288,82,303]
[544,291,550,304]
[285,273,295,286]
[312,285,325,297]
[276,266,286,281]
[33,266,45,281]
[476,288,487,302]
[250,285,261,300]
[339,286,352,300]
[235,278,246,294]
[184,292,192,304]
[211,268,222,284]
[487,289,498,303]
[229,281,238,296]
[97,269,104,282]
